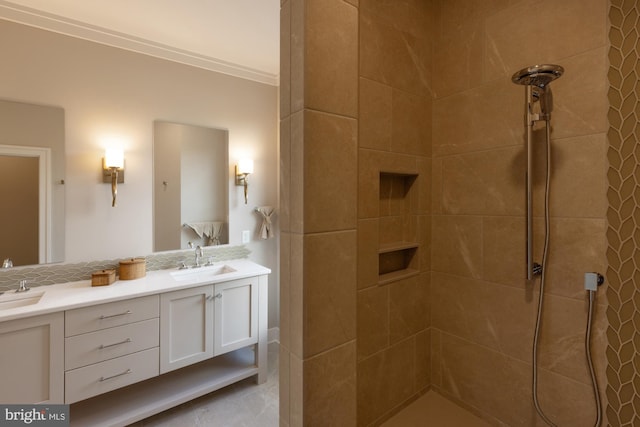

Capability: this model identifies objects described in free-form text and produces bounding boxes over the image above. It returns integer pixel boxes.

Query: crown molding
[0,1,279,86]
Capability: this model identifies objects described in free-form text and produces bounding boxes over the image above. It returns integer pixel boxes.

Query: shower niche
[378,172,420,285]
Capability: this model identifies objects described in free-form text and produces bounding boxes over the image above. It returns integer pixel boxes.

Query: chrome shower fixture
[511,64,563,281]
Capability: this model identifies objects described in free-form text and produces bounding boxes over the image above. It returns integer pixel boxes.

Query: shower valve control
[584,272,604,291]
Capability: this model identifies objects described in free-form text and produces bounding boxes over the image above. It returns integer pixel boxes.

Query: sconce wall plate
[102,158,125,183]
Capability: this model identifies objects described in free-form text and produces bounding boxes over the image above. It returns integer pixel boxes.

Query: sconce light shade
[104,147,124,169]
[103,148,125,207]
[237,158,254,175]
[235,158,254,205]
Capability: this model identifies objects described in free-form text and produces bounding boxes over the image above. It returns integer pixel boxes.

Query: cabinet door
[160,285,213,373]
[213,278,258,356]
[0,312,64,404]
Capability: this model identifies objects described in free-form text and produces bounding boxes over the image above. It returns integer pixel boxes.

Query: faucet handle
[2,258,12,268]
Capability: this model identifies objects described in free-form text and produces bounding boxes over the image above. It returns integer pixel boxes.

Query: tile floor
[130,343,487,427]
[129,342,279,427]
[381,391,491,427]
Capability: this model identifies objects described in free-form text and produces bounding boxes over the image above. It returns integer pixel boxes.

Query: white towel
[184,221,224,245]
[255,206,275,239]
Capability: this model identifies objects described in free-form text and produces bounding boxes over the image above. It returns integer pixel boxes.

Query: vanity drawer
[65,295,159,337]
[65,318,159,370]
[64,347,159,404]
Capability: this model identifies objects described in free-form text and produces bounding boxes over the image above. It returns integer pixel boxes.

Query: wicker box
[119,258,146,280]
[91,269,116,287]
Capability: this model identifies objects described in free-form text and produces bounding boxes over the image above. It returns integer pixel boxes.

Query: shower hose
[531,120,602,427]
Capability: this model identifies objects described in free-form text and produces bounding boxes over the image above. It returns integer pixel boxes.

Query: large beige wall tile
[357,338,417,426]
[533,218,608,300]
[359,78,392,151]
[482,216,526,287]
[389,275,429,344]
[290,111,304,233]
[415,329,431,392]
[360,10,431,96]
[432,79,522,157]
[280,232,292,350]
[418,215,431,272]
[433,0,484,98]
[440,332,600,426]
[303,231,357,357]
[538,293,608,387]
[280,347,291,425]
[305,0,358,117]
[550,47,610,139]
[431,272,535,362]
[290,233,304,358]
[357,285,389,360]
[392,89,432,156]
[304,342,357,426]
[533,133,608,219]
[303,110,357,233]
[431,327,442,388]
[290,353,303,426]
[361,0,434,42]
[440,147,524,215]
[357,218,379,289]
[280,117,291,233]
[483,0,607,80]
[431,215,483,279]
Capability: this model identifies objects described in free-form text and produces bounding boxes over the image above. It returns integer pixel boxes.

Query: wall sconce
[235,158,254,204]
[102,148,125,207]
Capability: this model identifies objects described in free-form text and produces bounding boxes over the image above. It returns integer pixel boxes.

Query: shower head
[511,64,564,90]
[512,64,563,115]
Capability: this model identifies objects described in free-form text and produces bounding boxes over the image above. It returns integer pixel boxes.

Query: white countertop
[0,259,270,323]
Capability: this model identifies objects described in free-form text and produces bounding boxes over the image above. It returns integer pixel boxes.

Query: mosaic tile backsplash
[0,245,250,293]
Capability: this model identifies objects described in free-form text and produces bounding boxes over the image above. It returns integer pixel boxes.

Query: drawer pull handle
[215,293,222,299]
[99,310,132,319]
[99,338,132,349]
[99,369,131,382]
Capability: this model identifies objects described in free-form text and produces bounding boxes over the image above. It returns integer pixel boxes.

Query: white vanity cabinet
[64,295,160,404]
[160,285,214,373]
[0,312,64,404]
[160,277,258,373]
[213,277,258,355]
[0,260,269,427]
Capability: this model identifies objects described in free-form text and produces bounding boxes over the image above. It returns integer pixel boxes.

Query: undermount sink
[170,264,237,281]
[0,290,44,310]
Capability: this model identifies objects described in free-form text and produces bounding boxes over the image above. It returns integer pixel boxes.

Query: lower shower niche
[378,172,420,285]
[378,242,419,285]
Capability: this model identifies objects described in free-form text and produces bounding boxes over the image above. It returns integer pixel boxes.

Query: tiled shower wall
[606,1,640,425]
[430,0,609,426]
[356,1,433,426]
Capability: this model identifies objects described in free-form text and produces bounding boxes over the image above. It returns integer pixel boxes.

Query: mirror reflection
[153,121,229,252]
[0,99,65,266]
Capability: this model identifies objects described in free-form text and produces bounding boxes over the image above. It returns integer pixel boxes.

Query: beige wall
[281,0,611,426]
[0,19,280,327]
[430,0,609,425]
[606,1,640,425]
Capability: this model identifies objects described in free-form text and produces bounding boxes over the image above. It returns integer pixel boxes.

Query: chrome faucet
[195,246,203,267]
[15,280,30,293]
[2,258,12,268]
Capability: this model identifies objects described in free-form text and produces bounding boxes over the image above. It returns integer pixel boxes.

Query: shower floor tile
[381,391,491,427]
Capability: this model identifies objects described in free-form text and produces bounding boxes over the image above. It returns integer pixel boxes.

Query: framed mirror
[153,121,229,252]
[0,99,65,266]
